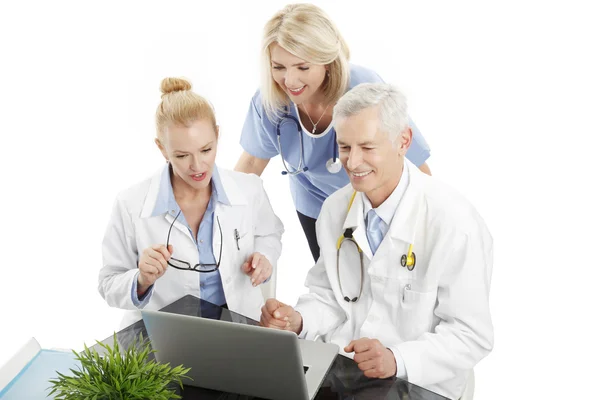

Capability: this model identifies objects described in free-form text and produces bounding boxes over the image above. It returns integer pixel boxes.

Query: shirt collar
[150,163,230,217]
[362,159,410,226]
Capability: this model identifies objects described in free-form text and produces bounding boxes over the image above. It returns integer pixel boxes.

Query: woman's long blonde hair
[260,3,351,122]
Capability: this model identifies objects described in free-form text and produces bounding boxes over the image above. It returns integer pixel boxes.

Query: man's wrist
[293,311,303,335]
[387,348,397,376]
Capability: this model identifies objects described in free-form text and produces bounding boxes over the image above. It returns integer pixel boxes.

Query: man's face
[336,106,411,206]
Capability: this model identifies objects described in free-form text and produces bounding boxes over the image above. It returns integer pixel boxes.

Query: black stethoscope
[336,191,417,302]
[275,109,343,176]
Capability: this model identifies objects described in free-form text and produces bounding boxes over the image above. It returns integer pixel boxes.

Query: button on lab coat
[295,162,493,400]
[99,167,284,328]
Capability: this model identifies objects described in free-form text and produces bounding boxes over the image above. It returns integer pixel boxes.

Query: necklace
[302,103,331,134]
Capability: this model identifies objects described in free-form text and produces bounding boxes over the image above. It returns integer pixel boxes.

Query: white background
[1,0,599,398]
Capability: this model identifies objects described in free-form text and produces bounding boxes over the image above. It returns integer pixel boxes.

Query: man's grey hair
[333,83,409,141]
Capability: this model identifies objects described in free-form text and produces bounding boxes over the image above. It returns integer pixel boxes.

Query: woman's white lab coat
[295,162,493,400]
[99,167,284,328]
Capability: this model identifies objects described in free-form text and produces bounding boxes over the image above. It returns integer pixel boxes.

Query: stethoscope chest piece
[400,252,416,271]
[326,157,342,174]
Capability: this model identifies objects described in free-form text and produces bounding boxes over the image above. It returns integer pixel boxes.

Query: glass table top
[95,295,449,400]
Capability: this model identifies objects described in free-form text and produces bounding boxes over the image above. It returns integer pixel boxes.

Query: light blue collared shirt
[132,164,230,306]
[361,160,410,237]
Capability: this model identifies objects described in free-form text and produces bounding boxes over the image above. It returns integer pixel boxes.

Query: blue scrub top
[240,64,431,219]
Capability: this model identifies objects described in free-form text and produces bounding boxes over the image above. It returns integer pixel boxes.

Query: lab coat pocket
[398,282,437,341]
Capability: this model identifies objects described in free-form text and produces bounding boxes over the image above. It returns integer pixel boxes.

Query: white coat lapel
[369,163,425,274]
[364,162,425,273]
[341,191,373,260]
[138,166,194,243]
[164,212,195,246]
[140,167,165,219]
[216,167,248,207]
[388,162,424,244]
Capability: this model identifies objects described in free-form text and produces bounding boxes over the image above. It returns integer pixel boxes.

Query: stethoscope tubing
[276,111,339,175]
[336,191,416,302]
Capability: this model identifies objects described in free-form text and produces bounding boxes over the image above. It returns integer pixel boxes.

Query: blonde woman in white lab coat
[99,78,284,328]
[260,83,493,400]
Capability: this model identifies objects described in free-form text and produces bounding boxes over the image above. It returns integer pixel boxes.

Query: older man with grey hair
[261,83,493,400]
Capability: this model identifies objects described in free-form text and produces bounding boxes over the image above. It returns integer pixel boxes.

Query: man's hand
[241,252,272,286]
[344,338,397,379]
[259,298,303,334]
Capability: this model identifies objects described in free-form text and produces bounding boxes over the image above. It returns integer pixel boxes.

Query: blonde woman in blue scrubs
[235,3,432,262]
[100,78,284,327]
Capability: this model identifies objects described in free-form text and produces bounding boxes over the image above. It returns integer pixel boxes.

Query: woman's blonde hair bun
[160,77,192,96]
[155,77,217,139]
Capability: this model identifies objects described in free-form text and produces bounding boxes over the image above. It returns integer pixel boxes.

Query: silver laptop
[141,310,339,400]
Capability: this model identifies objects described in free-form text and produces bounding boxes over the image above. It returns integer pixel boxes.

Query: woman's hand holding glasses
[137,244,174,295]
[241,252,272,287]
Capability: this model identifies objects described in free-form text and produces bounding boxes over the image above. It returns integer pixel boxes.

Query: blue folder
[0,349,80,399]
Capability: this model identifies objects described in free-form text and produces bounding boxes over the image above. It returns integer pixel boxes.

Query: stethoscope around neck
[275,108,343,176]
[336,191,417,303]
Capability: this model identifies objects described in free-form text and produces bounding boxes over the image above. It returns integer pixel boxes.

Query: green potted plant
[48,333,191,399]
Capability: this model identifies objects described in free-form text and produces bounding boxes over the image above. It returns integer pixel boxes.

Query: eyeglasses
[166,210,223,273]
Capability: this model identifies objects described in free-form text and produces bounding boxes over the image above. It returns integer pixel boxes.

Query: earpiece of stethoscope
[400,244,416,271]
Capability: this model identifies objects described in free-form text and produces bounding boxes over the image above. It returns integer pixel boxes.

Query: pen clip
[234,229,240,250]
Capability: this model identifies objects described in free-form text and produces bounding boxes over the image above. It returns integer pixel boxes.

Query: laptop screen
[159,296,260,326]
